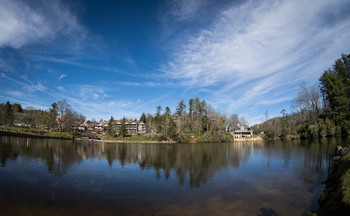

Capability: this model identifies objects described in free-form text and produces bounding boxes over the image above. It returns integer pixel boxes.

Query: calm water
[0,136,348,216]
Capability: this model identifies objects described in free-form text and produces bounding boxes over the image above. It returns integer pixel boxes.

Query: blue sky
[1,0,350,125]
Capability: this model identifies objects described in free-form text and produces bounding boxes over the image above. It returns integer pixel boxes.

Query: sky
[1,0,350,125]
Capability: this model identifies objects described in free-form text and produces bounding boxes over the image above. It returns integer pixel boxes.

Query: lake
[0,136,347,216]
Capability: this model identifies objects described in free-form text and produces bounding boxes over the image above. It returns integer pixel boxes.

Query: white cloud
[23,82,46,93]
[2,73,49,95]
[0,0,82,48]
[163,0,350,121]
[57,86,66,92]
[168,0,205,21]
[5,90,23,97]
[77,85,108,101]
[133,92,174,112]
[107,100,133,108]
[0,59,12,72]
[65,97,140,121]
[34,82,46,91]
[113,81,177,88]
[58,74,66,81]
[93,93,99,99]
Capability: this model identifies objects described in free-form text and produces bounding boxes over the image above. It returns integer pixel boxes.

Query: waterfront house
[77,122,90,131]
[114,119,146,134]
[229,123,253,138]
[76,119,146,135]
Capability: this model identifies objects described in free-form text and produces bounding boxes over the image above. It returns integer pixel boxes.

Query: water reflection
[0,136,344,188]
[1,136,348,215]
[1,137,256,186]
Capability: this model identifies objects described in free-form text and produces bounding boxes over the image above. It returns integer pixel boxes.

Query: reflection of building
[229,123,253,138]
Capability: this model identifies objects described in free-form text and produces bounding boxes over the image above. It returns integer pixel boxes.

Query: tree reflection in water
[0,137,254,184]
[1,135,348,215]
[0,136,346,188]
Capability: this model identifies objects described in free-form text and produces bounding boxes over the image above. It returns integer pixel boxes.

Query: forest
[136,97,236,142]
[253,54,350,138]
[0,97,236,142]
[0,100,85,134]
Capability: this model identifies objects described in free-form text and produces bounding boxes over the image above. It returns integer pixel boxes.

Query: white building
[229,123,253,138]
[114,120,146,134]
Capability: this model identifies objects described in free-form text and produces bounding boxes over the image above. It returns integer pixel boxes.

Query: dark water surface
[1,136,348,216]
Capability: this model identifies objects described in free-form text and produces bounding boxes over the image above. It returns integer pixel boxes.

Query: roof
[229,124,251,131]
[114,120,144,124]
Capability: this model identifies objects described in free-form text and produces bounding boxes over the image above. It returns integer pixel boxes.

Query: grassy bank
[101,132,235,143]
[315,153,350,215]
[1,126,73,139]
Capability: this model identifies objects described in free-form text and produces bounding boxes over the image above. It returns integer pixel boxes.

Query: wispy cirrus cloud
[75,85,109,101]
[1,73,47,94]
[167,0,205,21]
[0,95,49,110]
[5,90,23,98]
[34,56,143,78]
[112,81,177,88]
[24,82,46,93]
[0,0,84,49]
[163,0,350,120]
[64,96,141,121]
[57,86,66,92]
[58,74,66,81]
[165,0,350,86]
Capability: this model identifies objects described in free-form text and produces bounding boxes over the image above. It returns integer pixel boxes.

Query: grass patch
[318,152,350,215]
[340,156,350,205]
[1,125,73,138]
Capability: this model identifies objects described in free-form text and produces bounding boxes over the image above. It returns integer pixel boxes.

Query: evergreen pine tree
[120,117,127,138]
[4,101,14,125]
[320,54,350,134]
[139,113,146,123]
[107,116,115,138]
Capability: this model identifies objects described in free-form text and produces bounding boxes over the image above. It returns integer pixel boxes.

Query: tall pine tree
[319,54,350,134]
[4,101,14,125]
[107,116,115,138]
[119,117,127,138]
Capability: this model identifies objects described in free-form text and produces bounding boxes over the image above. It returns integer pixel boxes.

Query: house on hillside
[75,119,146,135]
[114,119,146,134]
[229,123,253,138]
[76,122,103,133]
[77,122,89,132]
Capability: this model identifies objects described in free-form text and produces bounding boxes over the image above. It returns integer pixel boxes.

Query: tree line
[138,97,235,142]
[0,100,85,133]
[253,54,350,138]
[1,97,240,142]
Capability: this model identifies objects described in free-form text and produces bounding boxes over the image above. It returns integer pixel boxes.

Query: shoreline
[1,131,265,143]
[315,152,350,215]
[88,139,173,144]
[0,131,73,140]
[233,137,264,141]
[89,137,264,144]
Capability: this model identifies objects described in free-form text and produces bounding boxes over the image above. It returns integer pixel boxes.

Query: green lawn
[317,152,350,215]
[1,125,73,138]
